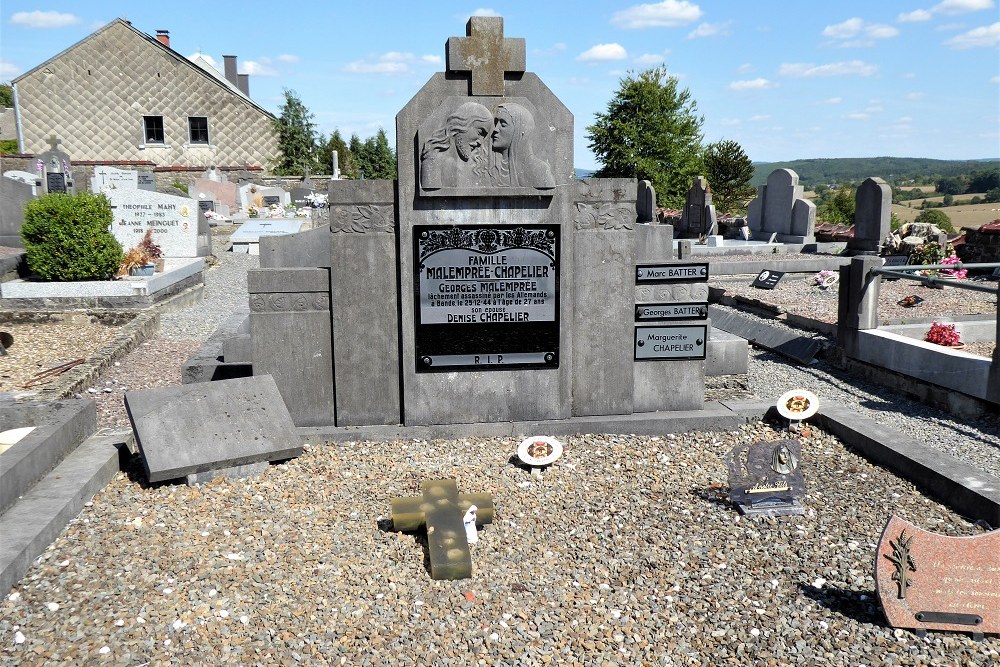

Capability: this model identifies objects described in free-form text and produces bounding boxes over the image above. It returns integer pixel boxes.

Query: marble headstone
[849,177,892,255]
[90,166,139,193]
[105,188,200,257]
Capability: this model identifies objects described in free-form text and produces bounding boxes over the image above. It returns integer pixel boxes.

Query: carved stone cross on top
[47,135,62,152]
[446,16,525,96]
[391,478,494,580]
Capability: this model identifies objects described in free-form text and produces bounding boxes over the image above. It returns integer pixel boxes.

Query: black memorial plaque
[262,195,281,206]
[752,269,784,290]
[636,262,709,283]
[198,200,215,212]
[46,172,67,193]
[414,224,559,372]
[882,255,908,281]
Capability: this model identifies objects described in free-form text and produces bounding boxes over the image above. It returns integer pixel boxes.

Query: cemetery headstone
[882,255,908,281]
[875,514,999,636]
[259,187,289,206]
[725,438,806,516]
[746,169,815,243]
[36,135,74,195]
[390,478,495,580]
[90,166,139,193]
[637,180,655,224]
[105,188,201,257]
[3,171,39,194]
[849,177,892,255]
[137,171,156,191]
[193,178,238,209]
[752,269,785,289]
[124,375,302,483]
[1,173,37,246]
[677,176,717,238]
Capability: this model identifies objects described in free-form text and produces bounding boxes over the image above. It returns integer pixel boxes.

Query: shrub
[20,192,123,281]
[913,208,955,233]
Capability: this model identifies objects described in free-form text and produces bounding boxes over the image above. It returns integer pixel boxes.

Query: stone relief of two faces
[420,101,554,190]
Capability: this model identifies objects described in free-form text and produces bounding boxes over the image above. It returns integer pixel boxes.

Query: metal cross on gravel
[391,478,494,580]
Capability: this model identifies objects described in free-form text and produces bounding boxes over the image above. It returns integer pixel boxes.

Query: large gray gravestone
[193,178,238,209]
[36,136,75,195]
[637,180,655,224]
[747,169,815,244]
[848,177,892,255]
[124,375,302,483]
[245,16,707,428]
[106,188,202,257]
[0,174,37,247]
[678,176,717,238]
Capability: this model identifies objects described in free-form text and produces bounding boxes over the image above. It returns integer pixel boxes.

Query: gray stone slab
[708,305,823,364]
[181,311,253,384]
[0,433,122,595]
[186,460,268,486]
[124,375,302,483]
[231,219,306,244]
[222,334,251,363]
[633,358,705,412]
[815,404,1000,527]
[1,175,35,247]
[259,225,332,269]
[706,327,748,376]
[635,222,674,262]
[249,269,334,427]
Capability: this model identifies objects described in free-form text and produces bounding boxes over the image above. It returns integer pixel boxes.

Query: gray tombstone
[105,188,200,257]
[725,438,806,516]
[746,169,816,244]
[637,180,656,224]
[90,166,138,193]
[36,135,74,195]
[0,174,37,247]
[124,375,302,483]
[848,177,892,255]
[137,171,156,191]
[679,176,717,238]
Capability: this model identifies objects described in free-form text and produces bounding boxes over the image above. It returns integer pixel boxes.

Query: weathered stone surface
[747,169,816,244]
[875,515,1000,635]
[124,375,301,483]
[849,177,891,255]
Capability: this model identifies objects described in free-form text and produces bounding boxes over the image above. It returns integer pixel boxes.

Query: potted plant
[137,229,164,272]
[117,246,152,277]
[924,321,962,348]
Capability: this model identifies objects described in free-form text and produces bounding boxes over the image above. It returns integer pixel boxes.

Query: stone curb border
[297,398,1000,527]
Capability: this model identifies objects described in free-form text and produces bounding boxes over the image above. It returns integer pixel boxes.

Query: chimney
[237,73,250,97]
[155,30,170,47]
[223,55,239,86]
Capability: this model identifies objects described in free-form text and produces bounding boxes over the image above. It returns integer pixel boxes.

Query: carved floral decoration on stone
[573,202,634,231]
[330,205,394,234]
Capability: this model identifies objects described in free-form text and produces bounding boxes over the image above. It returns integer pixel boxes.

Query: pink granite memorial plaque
[875,515,999,636]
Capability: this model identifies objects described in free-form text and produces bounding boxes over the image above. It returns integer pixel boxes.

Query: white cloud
[533,43,567,56]
[728,78,775,91]
[749,114,770,121]
[906,91,926,100]
[993,75,1000,83]
[342,51,441,74]
[243,61,277,77]
[611,1,703,29]
[819,97,843,104]
[898,9,933,21]
[865,103,884,112]
[944,22,1000,47]
[577,43,628,61]
[9,10,80,28]
[0,60,22,78]
[470,8,500,17]
[688,21,731,39]
[903,72,917,79]
[737,63,754,74]
[845,112,871,120]
[634,53,666,65]
[932,0,995,15]
[823,17,899,46]
[720,117,741,126]
[779,60,878,77]
[421,54,443,65]
[277,54,299,63]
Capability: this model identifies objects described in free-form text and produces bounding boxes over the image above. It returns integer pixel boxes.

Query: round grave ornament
[776,389,819,421]
[517,435,563,467]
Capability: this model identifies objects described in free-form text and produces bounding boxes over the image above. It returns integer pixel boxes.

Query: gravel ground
[0,318,122,393]
[2,424,998,665]
[2,240,999,664]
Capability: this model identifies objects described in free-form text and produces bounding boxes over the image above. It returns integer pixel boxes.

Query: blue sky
[2,1,998,169]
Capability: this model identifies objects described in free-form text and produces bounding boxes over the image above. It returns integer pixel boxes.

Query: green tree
[586,66,704,208]
[353,128,396,180]
[913,208,955,233]
[817,187,855,225]
[942,193,954,206]
[702,139,755,214]
[934,176,966,195]
[968,168,1000,193]
[272,88,320,175]
[21,193,123,281]
[0,83,13,108]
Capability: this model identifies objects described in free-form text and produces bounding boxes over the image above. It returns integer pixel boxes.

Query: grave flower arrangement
[247,205,259,218]
[910,240,947,275]
[940,254,967,279]
[924,321,962,347]
[305,192,328,208]
[117,245,151,277]
[813,270,838,289]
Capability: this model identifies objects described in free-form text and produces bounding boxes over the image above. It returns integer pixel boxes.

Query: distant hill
[575,168,595,179]
[751,157,999,188]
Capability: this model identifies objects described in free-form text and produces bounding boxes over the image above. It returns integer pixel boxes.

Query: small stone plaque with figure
[725,439,806,516]
[751,269,784,290]
[875,515,999,637]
